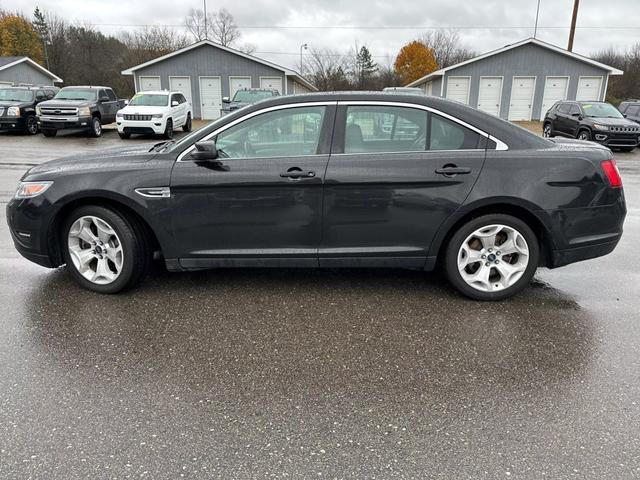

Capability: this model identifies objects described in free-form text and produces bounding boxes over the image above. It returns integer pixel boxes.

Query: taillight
[601,159,622,188]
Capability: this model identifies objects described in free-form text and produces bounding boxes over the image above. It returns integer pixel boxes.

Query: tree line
[1,6,639,103]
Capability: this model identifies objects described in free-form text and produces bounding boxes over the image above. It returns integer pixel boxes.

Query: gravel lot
[1,126,639,479]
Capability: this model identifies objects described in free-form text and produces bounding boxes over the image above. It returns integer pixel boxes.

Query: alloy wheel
[543,124,551,137]
[26,116,38,135]
[93,118,102,136]
[457,224,530,292]
[67,215,124,285]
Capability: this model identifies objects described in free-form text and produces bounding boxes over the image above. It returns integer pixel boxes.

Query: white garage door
[0,81,11,86]
[139,76,161,91]
[199,77,223,120]
[477,77,503,116]
[576,76,603,101]
[169,76,193,106]
[230,77,252,98]
[508,76,536,121]
[541,77,569,115]
[260,76,283,94]
[446,77,470,104]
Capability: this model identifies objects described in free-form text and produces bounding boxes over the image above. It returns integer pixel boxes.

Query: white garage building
[406,38,623,121]
[122,40,316,120]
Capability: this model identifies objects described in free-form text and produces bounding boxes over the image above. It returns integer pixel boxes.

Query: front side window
[106,89,117,101]
[128,93,169,107]
[569,104,582,116]
[215,106,326,159]
[557,103,571,114]
[429,114,482,150]
[626,105,640,116]
[344,106,427,154]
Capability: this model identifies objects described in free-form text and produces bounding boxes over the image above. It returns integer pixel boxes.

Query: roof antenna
[533,0,541,38]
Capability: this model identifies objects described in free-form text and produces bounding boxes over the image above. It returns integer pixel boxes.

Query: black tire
[61,205,152,294]
[118,132,131,139]
[25,114,38,135]
[42,128,57,137]
[577,129,591,141]
[90,116,102,137]
[444,214,540,301]
[163,118,173,139]
[542,122,553,138]
[182,113,192,132]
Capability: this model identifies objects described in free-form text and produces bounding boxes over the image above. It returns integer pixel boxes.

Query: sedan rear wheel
[445,214,539,300]
[62,205,152,293]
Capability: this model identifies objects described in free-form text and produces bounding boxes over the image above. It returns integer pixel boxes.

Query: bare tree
[119,26,189,65]
[184,7,241,46]
[419,29,475,69]
[592,43,640,103]
[301,48,351,91]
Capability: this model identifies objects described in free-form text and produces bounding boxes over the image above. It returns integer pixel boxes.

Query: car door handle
[280,169,316,179]
[435,166,472,176]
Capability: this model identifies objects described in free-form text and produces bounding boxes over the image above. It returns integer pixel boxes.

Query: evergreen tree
[32,7,50,69]
[355,46,378,89]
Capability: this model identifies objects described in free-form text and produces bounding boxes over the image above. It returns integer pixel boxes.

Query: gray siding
[135,44,287,119]
[0,62,55,86]
[415,43,610,120]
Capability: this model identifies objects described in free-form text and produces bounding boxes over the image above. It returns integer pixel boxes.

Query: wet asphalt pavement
[0,128,639,479]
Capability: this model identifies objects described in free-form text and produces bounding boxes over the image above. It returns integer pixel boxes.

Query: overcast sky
[1,0,638,69]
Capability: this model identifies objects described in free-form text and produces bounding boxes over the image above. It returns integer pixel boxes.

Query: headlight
[593,124,609,131]
[7,106,20,116]
[36,105,42,115]
[15,181,53,199]
[78,106,91,116]
[151,113,164,119]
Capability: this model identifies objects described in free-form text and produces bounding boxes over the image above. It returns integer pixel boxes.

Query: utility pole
[300,43,308,73]
[567,0,580,51]
[533,0,541,38]
[203,0,208,40]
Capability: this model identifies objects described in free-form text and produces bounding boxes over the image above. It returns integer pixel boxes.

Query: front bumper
[6,197,58,269]
[117,118,166,135]
[592,131,639,148]
[37,115,92,130]
[0,116,28,131]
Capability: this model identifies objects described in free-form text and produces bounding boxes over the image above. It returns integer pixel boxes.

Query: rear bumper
[550,238,620,268]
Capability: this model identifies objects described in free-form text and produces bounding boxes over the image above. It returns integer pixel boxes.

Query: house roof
[121,39,317,91]
[406,38,624,87]
[0,56,63,83]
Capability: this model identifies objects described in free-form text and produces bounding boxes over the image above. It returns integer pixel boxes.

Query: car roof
[133,90,175,95]
[61,86,111,90]
[0,85,58,90]
[233,91,552,150]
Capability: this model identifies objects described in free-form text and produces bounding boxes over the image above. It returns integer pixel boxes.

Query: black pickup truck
[36,86,126,137]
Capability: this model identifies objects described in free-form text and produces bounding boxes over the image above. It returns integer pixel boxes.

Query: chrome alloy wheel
[67,216,124,285]
[457,224,530,292]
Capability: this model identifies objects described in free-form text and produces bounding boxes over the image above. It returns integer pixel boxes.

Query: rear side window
[557,103,571,114]
[344,106,427,154]
[429,114,482,150]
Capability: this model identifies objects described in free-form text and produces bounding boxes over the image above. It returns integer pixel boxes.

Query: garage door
[446,77,470,104]
[576,76,603,101]
[477,77,503,116]
[541,77,568,115]
[508,77,536,121]
[199,77,223,120]
[230,77,251,98]
[260,77,283,94]
[169,76,193,106]
[139,76,161,91]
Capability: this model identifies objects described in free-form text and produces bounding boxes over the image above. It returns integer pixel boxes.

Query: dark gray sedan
[6,93,626,300]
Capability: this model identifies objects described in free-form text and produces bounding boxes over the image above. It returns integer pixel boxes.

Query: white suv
[116,91,192,139]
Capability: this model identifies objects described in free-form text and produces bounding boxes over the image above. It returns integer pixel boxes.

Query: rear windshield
[581,103,624,119]
[0,88,33,102]
[54,89,97,101]
[232,90,275,102]
[128,93,169,107]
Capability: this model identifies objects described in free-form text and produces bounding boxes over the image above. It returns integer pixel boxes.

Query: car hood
[23,144,161,179]
[586,117,639,127]
[119,105,167,114]
[38,99,93,108]
[0,100,29,108]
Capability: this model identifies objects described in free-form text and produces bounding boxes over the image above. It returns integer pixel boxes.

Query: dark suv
[221,88,280,115]
[0,85,58,135]
[619,100,640,125]
[543,101,639,151]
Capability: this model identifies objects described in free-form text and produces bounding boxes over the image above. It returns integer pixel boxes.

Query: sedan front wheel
[445,214,540,301]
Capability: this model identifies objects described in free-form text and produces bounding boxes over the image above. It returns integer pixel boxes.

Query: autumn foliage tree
[0,13,43,62]
[394,41,437,85]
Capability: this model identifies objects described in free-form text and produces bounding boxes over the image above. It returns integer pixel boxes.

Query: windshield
[128,93,169,107]
[232,90,275,103]
[582,103,624,119]
[0,89,34,102]
[54,89,97,101]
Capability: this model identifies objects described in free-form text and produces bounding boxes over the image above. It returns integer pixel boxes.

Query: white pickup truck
[116,91,192,139]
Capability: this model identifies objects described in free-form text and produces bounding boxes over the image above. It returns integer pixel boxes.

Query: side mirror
[190,141,219,161]
[124,99,130,106]
[571,112,581,117]
[99,95,110,102]
[222,97,230,103]
[171,100,179,107]
[623,114,628,118]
